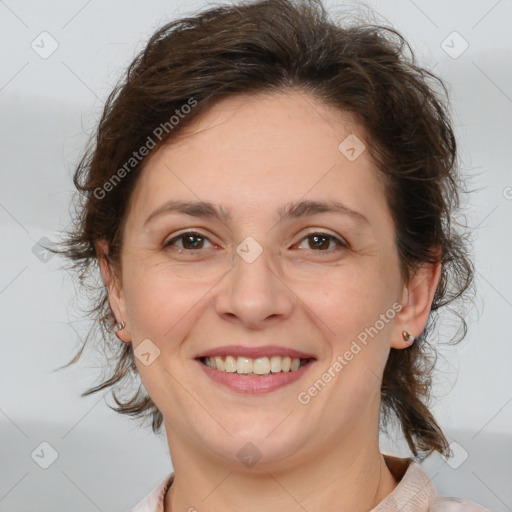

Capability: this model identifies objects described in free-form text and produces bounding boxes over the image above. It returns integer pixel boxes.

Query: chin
[199,425,307,467]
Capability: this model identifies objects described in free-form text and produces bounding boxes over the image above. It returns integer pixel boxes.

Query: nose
[214,243,295,329]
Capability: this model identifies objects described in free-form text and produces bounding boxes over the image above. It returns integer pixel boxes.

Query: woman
[58,0,490,510]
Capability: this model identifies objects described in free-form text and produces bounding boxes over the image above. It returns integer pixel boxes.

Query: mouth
[196,355,315,377]
[194,351,317,394]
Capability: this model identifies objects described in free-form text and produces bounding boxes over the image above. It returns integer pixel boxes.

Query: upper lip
[194,345,317,360]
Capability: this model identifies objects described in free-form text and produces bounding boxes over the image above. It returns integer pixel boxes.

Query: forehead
[172,90,363,158]
[127,91,391,231]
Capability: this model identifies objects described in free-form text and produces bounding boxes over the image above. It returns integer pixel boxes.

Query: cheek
[122,262,210,343]
[301,263,399,361]
[300,265,388,324]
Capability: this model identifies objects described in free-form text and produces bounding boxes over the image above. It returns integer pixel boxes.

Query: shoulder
[430,496,492,511]
[375,455,491,512]
[129,473,174,512]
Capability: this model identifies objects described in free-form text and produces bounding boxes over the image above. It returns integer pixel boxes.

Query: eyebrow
[143,199,369,227]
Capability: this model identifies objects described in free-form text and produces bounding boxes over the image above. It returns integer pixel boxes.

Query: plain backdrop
[1,0,511,511]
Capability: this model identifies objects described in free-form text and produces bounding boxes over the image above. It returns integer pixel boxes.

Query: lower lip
[195,359,316,394]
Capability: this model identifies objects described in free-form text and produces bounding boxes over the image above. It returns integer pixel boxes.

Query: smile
[199,355,313,376]
[195,356,317,394]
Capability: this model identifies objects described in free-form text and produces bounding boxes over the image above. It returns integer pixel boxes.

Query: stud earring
[115,321,126,331]
[114,321,126,341]
[402,330,415,346]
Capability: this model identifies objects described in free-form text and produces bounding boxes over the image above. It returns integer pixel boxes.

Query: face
[105,91,420,469]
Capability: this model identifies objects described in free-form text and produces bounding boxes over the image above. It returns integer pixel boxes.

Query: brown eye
[164,232,212,251]
[308,234,330,250]
[296,232,346,251]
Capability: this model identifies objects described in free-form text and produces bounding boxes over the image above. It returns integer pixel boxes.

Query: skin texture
[97,90,441,511]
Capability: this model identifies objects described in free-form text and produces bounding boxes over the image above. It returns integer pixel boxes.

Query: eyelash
[163,231,348,253]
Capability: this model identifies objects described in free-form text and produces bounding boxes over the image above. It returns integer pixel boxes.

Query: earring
[402,330,415,346]
[114,321,126,341]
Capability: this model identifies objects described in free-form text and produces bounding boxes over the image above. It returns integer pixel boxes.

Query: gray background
[0,0,511,510]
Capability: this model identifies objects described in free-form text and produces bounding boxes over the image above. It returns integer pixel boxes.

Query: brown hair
[55,0,474,460]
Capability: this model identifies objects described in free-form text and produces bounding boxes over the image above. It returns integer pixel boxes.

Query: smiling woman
[55,0,489,511]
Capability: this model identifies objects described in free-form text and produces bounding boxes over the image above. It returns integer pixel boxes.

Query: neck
[163,426,399,512]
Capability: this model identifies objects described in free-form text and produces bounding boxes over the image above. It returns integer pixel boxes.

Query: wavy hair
[54,0,474,460]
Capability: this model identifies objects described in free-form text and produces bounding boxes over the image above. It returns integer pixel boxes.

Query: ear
[95,240,131,343]
[390,257,442,349]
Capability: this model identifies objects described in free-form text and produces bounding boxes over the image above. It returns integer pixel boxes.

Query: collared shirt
[130,454,491,511]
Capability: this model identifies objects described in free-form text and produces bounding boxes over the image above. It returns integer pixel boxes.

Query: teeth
[203,355,307,375]
[224,355,236,373]
[253,357,270,375]
[236,357,252,374]
[270,356,282,373]
[214,356,225,371]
